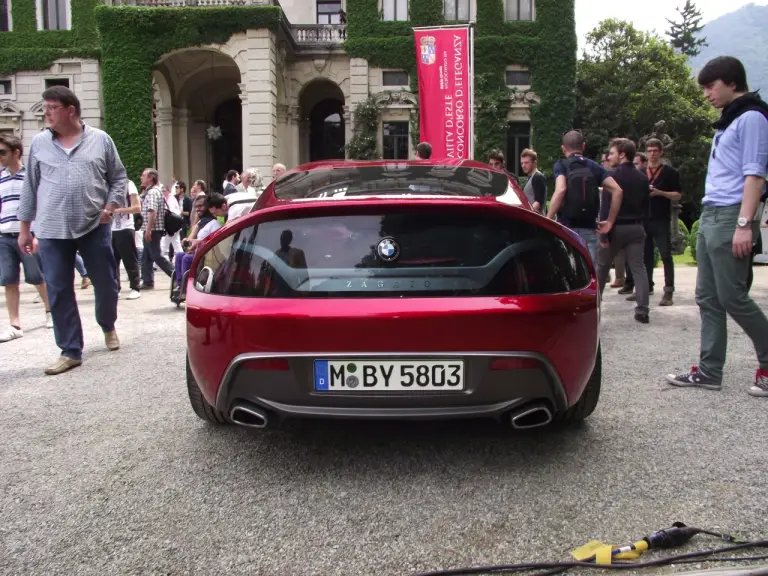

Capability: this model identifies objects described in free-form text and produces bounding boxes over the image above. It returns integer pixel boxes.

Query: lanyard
[646,165,663,187]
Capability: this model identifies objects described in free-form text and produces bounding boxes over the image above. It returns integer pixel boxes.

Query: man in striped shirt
[17,86,128,376]
[0,134,52,342]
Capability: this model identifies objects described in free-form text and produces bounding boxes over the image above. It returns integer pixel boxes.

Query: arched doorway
[155,48,242,189]
[309,99,345,161]
[299,79,346,163]
[212,98,243,185]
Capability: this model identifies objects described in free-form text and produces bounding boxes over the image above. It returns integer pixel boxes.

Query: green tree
[574,19,717,221]
[666,0,708,58]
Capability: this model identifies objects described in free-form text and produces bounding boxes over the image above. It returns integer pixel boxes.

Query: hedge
[345,0,577,169]
[94,5,282,181]
[0,0,101,76]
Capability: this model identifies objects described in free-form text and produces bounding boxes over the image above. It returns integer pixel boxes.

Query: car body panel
[185,160,599,423]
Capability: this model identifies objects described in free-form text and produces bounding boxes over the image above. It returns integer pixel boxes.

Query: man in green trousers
[666,56,768,397]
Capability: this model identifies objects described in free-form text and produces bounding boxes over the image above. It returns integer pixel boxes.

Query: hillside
[689,3,768,95]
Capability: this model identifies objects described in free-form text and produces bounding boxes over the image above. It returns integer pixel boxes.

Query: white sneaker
[32,294,42,304]
[45,312,54,329]
[0,326,23,342]
[126,290,141,300]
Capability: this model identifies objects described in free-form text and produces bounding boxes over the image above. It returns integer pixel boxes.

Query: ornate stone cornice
[0,100,22,118]
[153,106,174,127]
[509,90,540,106]
[30,101,45,118]
[372,90,418,107]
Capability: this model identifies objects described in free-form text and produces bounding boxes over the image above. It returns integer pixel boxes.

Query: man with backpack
[547,130,623,265]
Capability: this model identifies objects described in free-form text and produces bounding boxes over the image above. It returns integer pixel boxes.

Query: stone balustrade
[291,25,346,44]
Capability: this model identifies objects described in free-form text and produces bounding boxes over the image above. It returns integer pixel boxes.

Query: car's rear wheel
[187,354,229,425]
[556,342,601,425]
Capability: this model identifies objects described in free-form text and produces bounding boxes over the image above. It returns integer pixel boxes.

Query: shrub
[678,219,690,249]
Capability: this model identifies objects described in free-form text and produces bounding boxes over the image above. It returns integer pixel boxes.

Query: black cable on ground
[411,539,768,576]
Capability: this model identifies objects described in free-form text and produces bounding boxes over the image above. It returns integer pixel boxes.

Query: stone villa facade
[1,0,541,190]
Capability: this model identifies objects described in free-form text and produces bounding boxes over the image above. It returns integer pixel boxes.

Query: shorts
[0,233,45,286]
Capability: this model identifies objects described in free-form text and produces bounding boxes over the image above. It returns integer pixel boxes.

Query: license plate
[314,359,465,391]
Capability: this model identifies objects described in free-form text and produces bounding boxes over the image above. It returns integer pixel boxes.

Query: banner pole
[469,22,475,160]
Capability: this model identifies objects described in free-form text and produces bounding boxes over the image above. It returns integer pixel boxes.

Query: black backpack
[558,156,601,227]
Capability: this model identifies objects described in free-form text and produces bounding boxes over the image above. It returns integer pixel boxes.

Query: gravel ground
[1,265,767,576]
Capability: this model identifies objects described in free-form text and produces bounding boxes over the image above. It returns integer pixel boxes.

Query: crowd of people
[0,85,281,374]
[0,55,766,398]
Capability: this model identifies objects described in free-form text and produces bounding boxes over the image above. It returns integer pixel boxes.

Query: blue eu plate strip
[314,360,329,391]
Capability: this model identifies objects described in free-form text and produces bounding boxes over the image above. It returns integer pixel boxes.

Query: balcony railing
[291,25,345,44]
[105,0,275,6]
[104,0,346,48]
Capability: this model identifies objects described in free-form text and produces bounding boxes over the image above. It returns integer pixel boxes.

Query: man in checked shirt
[17,86,128,376]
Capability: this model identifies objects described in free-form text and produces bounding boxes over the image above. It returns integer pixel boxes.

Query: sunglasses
[0,149,8,156]
[711,134,721,159]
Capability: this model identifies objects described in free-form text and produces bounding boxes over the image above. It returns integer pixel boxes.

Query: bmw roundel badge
[376,237,400,262]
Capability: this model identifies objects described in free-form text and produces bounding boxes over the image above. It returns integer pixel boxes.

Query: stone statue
[639,120,675,157]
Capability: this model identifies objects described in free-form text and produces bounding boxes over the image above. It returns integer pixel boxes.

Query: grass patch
[673,247,697,267]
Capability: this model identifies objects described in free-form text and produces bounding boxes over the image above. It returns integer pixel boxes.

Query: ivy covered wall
[345,0,577,171]
[0,0,101,75]
[94,5,281,180]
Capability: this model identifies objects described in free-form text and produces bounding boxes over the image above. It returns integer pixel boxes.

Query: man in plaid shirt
[139,168,174,288]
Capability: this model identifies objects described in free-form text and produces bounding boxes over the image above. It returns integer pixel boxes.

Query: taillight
[490,357,540,370]
[241,358,290,371]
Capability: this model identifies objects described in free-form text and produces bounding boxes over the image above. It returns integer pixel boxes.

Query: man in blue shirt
[547,130,623,265]
[666,56,768,398]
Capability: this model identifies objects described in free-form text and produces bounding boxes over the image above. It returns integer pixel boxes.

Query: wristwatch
[737,217,750,228]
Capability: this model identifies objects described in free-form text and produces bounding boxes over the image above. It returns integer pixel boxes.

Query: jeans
[75,253,88,278]
[112,229,141,292]
[696,205,768,380]
[572,227,598,267]
[645,219,675,293]
[141,230,174,286]
[597,224,649,315]
[37,224,119,361]
[174,251,195,291]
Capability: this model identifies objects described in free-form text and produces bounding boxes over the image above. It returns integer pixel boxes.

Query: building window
[506,70,531,86]
[45,78,70,89]
[382,70,408,87]
[444,0,469,21]
[382,0,408,21]
[505,0,534,21]
[317,0,342,24]
[506,122,531,176]
[40,0,69,30]
[0,79,12,96]
[383,122,409,160]
[1,0,10,32]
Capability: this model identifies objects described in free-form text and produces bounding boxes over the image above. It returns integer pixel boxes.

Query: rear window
[202,210,590,298]
[274,164,515,200]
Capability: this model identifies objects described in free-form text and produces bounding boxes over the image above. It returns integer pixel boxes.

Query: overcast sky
[575,0,768,51]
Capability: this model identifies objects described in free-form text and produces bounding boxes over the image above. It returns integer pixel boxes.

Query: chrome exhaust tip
[510,403,553,430]
[230,404,269,429]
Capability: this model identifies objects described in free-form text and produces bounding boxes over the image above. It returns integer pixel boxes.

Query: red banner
[414,26,473,161]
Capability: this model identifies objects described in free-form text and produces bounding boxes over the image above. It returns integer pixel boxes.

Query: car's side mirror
[195,266,214,293]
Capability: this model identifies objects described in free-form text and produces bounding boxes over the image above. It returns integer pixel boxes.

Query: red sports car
[185,160,601,430]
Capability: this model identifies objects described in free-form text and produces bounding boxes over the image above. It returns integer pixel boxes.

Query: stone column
[290,105,300,168]
[349,58,369,155]
[238,82,249,169]
[245,29,278,182]
[79,59,102,129]
[342,104,351,159]
[153,106,174,186]
[173,107,190,185]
